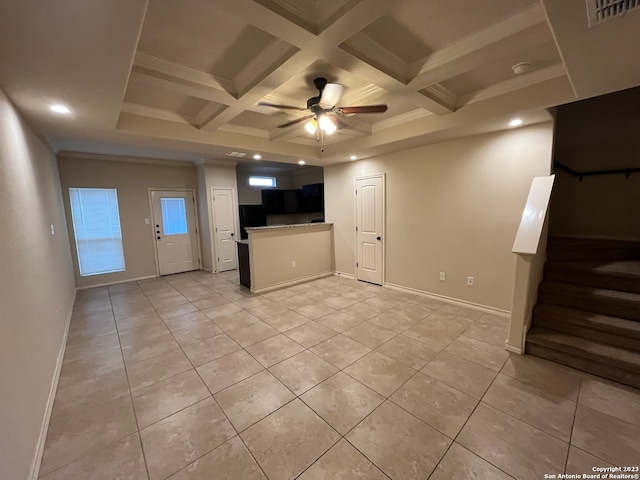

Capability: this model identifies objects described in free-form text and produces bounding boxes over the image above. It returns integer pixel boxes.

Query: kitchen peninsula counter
[240,223,333,293]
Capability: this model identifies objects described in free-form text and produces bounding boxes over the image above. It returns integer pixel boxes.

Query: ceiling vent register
[587,0,640,26]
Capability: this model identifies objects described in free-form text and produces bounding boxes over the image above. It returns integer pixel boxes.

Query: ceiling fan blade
[258,102,306,111]
[276,114,315,128]
[338,104,388,114]
[319,83,345,109]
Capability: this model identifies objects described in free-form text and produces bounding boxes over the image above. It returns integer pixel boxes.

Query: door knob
[231,232,235,237]
[157,236,161,240]
[376,236,381,241]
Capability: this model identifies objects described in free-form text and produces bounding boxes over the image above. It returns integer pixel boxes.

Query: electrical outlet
[467,276,474,287]
[291,260,296,268]
[439,272,446,281]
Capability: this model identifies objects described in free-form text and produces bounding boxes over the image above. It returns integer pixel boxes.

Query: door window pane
[69,188,126,276]
[161,197,188,235]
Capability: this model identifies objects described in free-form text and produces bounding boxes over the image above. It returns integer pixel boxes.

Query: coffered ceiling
[1,0,639,166]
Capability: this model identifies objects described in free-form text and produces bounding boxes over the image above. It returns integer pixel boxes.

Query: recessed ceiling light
[298,160,306,165]
[50,104,71,114]
[253,154,261,160]
[509,118,523,127]
[350,155,357,161]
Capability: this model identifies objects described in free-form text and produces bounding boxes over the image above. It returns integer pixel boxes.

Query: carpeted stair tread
[525,342,640,389]
[534,304,640,336]
[533,304,640,351]
[539,281,640,323]
[527,327,640,372]
[545,260,640,278]
[546,237,640,261]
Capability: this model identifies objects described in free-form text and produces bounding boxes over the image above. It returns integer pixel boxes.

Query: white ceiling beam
[314,0,394,50]
[121,102,196,126]
[339,32,411,83]
[408,4,548,88]
[233,39,299,97]
[213,0,317,48]
[457,63,568,107]
[134,52,235,97]
[418,85,458,114]
[199,107,245,132]
[128,71,234,107]
[217,124,270,139]
[372,108,432,132]
[269,125,308,142]
[336,115,372,135]
[195,103,228,128]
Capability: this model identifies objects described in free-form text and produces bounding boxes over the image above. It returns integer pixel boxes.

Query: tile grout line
[111,283,154,480]
[563,373,584,474]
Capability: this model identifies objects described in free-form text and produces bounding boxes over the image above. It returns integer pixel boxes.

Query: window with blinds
[69,188,126,276]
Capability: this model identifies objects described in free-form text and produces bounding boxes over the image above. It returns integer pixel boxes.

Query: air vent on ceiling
[587,0,640,26]
[224,151,247,157]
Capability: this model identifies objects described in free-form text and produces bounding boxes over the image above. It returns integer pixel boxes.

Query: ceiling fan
[258,77,388,135]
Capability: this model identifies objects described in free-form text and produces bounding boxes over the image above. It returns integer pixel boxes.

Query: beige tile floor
[39,271,640,480]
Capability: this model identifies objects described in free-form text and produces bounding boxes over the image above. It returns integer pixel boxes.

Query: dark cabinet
[261,183,324,215]
[237,241,250,288]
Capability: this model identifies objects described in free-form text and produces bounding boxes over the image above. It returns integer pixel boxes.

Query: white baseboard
[384,282,510,317]
[251,272,334,294]
[505,342,524,354]
[334,271,355,280]
[29,288,77,480]
[76,275,158,290]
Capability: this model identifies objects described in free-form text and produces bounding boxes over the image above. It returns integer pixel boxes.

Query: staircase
[526,237,640,388]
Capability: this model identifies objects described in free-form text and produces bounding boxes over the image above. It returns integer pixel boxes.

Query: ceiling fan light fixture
[304,118,318,134]
[319,115,336,135]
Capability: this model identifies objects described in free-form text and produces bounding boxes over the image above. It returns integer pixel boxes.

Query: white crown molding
[57,151,195,167]
[372,108,432,132]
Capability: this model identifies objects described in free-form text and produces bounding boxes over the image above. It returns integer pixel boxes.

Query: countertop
[245,222,331,232]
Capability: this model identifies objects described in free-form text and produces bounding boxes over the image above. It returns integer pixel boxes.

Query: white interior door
[151,190,199,276]
[355,175,384,285]
[212,187,238,272]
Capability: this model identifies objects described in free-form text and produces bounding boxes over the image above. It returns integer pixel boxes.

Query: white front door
[355,174,384,285]
[212,187,238,272]
[151,190,199,276]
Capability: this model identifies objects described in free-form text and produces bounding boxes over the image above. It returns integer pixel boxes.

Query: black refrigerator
[239,204,267,239]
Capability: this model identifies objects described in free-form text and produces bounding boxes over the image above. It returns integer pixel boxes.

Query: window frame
[69,187,126,277]
[248,176,277,188]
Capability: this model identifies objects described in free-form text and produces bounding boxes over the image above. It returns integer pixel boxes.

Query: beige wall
[58,155,198,287]
[199,163,239,272]
[196,163,213,270]
[292,168,323,188]
[0,90,76,480]
[248,223,333,292]
[549,168,640,240]
[325,122,555,311]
